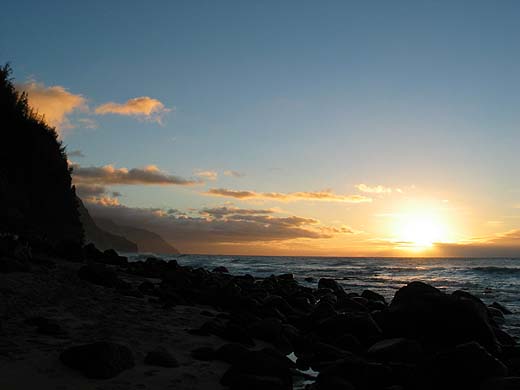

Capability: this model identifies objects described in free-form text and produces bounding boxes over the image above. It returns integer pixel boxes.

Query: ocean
[130,254,520,338]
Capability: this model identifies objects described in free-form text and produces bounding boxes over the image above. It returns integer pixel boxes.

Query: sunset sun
[395,212,449,250]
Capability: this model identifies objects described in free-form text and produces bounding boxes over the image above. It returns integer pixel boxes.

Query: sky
[1,1,519,256]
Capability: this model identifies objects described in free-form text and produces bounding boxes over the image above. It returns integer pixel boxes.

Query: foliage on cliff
[0,64,83,243]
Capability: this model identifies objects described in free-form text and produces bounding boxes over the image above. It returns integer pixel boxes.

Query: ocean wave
[471,266,520,274]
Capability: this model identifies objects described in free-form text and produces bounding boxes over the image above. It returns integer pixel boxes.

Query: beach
[1,244,519,390]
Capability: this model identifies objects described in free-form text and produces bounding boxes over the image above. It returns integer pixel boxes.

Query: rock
[307,342,354,368]
[263,295,294,314]
[367,338,423,363]
[382,282,499,353]
[215,343,251,364]
[102,248,128,266]
[335,334,362,354]
[78,263,121,288]
[213,266,229,273]
[315,375,356,390]
[316,355,392,389]
[138,280,156,295]
[494,327,516,347]
[221,348,293,389]
[83,243,104,261]
[490,302,513,315]
[305,277,316,283]
[144,347,179,367]
[191,346,215,361]
[425,341,507,388]
[336,296,369,312]
[318,278,344,293]
[249,318,282,342]
[480,377,520,390]
[60,341,134,379]
[221,371,287,390]
[362,289,387,304]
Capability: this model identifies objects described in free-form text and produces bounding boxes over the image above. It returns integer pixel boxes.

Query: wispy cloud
[17,81,87,133]
[68,150,85,158]
[72,163,199,186]
[194,170,218,181]
[95,96,171,123]
[204,188,372,203]
[199,206,276,218]
[224,170,245,178]
[355,184,394,194]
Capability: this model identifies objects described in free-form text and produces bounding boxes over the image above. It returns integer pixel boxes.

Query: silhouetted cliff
[77,197,137,252]
[94,218,180,254]
[0,64,83,243]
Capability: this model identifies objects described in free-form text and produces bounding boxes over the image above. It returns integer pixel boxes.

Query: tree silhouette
[0,64,83,244]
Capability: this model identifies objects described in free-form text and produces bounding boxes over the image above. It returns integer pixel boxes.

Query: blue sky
[2,1,519,255]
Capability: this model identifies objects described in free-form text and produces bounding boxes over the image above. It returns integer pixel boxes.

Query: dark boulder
[83,243,104,261]
[60,341,134,379]
[423,341,507,389]
[138,280,156,295]
[144,347,179,367]
[221,371,286,390]
[490,302,513,315]
[221,348,293,390]
[102,249,128,266]
[213,266,229,273]
[367,338,423,363]
[315,375,356,390]
[318,278,344,293]
[249,318,282,343]
[362,289,387,304]
[382,282,499,353]
[480,377,520,390]
[215,343,250,364]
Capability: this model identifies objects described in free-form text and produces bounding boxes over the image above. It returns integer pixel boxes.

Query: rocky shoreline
[1,235,519,390]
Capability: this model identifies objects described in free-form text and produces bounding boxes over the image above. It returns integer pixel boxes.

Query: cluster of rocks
[75,253,519,390]
[3,237,519,389]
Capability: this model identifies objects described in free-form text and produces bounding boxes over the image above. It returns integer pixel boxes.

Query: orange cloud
[205,188,372,203]
[18,81,87,133]
[95,96,170,123]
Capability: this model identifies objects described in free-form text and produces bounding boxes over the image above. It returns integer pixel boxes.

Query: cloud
[84,203,336,252]
[77,117,98,129]
[224,170,245,178]
[433,229,520,257]
[95,96,171,123]
[68,150,85,158]
[205,188,372,203]
[195,170,218,181]
[355,184,393,194]
[75,183,107,198]
[200,206,276,218]
[18,81,87,133]
[72,164,199,186]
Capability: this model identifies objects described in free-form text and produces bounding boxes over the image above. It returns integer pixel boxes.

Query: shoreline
[1,242,519,389]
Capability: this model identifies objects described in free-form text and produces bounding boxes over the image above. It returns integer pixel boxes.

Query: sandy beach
[0,258,230,390]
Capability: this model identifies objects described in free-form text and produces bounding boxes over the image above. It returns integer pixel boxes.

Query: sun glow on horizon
[393,210,452,251]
